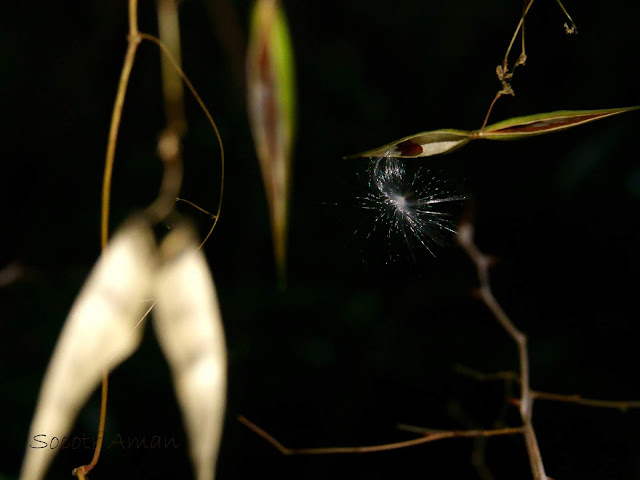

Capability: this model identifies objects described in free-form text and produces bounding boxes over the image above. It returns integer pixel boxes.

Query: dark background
[2,1,640,479]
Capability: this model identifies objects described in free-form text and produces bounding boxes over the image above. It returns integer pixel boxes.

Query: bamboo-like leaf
[247,0,296,281]
[347,129,472,159]
[477,106,640,139]
[20,219,156,480]
[153,225,227,480]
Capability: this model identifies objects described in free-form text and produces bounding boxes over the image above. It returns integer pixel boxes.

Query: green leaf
[476,106,640,140]
[347,129,472,159]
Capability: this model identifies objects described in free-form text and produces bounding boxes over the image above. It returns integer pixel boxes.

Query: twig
[532,391,640,412]
[238,416,523,455]
[554,0,577,34]
[482,0,577,129]
[456,365,640,412]
[500,0,535,81]
[481,0,535,129]
[456,221,547,480]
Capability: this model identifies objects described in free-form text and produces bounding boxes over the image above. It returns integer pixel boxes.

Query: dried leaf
[20,219,156,480]
[346,129,472,159]
[477,106,640,139]
[247,0,296,281]
[153,225,227,480]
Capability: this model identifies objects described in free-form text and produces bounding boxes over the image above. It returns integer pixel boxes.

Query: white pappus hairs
[358,156,465,259]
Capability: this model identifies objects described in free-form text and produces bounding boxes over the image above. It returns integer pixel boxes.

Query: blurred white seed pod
[153,224,227,480]
[20,218,156,480]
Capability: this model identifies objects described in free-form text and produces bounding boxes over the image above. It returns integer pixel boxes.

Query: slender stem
[157,0,186,134]
[176,197,217,218]
[502,0,535,73]
[129,0,139,35]
[457,222,547,480]
[238,416,523,455]
[457,366,640,412]
[140,33,225,250]
[75,2,141,478]
[522,422,545,480]
[482,0,535,129]
[481,91,502,130]
[71,377,108,480]
[101,0,141,250]
[554,0,577,33]
[533,391,640,411]
[521,0,526,58]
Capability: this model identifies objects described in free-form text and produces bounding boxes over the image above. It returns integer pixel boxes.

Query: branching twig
[481,0,577,129]
[457,221,547,480]
[457,365,640,412]
[238,416,523,455]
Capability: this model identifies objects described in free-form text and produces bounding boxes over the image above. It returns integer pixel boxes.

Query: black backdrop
[2,1,640,479]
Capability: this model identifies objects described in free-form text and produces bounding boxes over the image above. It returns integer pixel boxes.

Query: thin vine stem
[140,32,225,250]
[73,2,141,478]
[481,0,577,129]
[80,0,225,477]
[502,0,535,76]
[101,0,141,250]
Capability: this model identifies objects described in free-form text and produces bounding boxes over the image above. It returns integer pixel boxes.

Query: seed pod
[346,106,639,159]
[247,0,296,281]
[153,225,227,480]
[20,219,156,480]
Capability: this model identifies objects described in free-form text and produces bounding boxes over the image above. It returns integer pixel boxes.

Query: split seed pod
[20,219,156,480]
[153,225,227,480]
[20,219,227,480]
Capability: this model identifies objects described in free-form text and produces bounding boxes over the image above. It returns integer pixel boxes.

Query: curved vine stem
[481,0,577,130]
[77,0,225,477]
[140,32,225,250]
[74,2,141,478]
